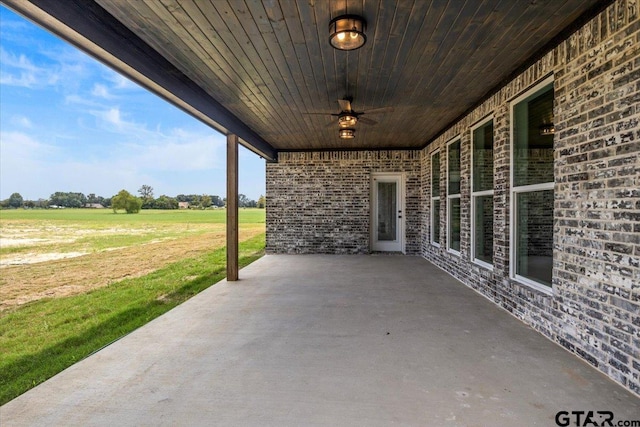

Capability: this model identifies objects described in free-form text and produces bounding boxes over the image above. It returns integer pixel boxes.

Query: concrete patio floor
[2,255,638,426]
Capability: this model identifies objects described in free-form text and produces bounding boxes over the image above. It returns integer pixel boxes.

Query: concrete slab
[2,255,638,426]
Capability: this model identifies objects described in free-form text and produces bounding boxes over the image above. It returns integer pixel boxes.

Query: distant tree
[192,195,199,205]
[236,194,257,208]
[49,191,86,208]
[211,195,224,207]
[8,192,23,208]
[23,200,35,209]
[49,192,65,206]
[70,192,87,208]
[257,195,266,209]
[138,185,154,209]
[111,190,142,214]
[138,185,153,199]
[86,194,107,205]
[200,195,212,209]
[152,195,178,210]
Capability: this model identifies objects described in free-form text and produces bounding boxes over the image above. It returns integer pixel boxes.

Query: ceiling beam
[2,0,277,161]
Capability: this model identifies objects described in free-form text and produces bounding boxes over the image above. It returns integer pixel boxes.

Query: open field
[0,208,265,310]
[0,208,265,404]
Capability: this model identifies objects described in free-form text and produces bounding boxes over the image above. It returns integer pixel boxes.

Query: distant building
[84,203,105,209]
[178,202,190,209]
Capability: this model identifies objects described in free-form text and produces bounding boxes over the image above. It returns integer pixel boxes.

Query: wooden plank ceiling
[11,0,609,154]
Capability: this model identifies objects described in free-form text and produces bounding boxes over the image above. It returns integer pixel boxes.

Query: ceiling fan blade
[302,112,333,115]
[338,98,352,112]
[358,116,378,125]
[363,106,394,114]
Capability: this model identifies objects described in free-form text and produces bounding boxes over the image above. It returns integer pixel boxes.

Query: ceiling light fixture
[329,15,367,51]
[339,128,356,139]
[539,112,555,136]
[338,113,358,128]
[539,123,555,136]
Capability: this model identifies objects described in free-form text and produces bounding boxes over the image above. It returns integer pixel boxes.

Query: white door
[371,173,405,252]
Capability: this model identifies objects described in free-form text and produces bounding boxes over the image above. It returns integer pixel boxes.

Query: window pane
[473,121,494,192]
[516,190,553,286]
[432,152,440,195]
[377,182,397,241]
[474,195,493,264]
[448,140,461,194]
[449,197,461,252]
[513,84,554,186]
[432,199,440,244]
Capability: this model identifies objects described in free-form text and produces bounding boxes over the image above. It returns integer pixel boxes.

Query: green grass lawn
[0,207,265,224]
[0,208,265,405]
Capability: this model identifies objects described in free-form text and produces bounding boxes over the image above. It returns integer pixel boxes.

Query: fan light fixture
[339,128,356,139]
[338,113,358,128]
[329,15,366,51]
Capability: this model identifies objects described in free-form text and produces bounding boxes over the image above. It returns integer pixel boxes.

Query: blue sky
[0,5,266,201]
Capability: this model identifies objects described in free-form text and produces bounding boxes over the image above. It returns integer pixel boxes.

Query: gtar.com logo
[555,410,640,427]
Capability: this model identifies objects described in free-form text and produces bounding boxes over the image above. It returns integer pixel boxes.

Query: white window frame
[430,150,441,247]
[446,137,461,256]
[470,117,494,270]
[509,75,554,295]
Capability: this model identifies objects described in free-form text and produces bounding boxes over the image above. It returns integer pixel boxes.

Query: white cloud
[86,107,224,171]
[0,52,37,87]
[0,130,149,199]
[126,133,224,172]
[0,48,39,71]
[64,94,102,108]
[0,129,263,200]
[88,106,141,133]
[0,43,107,98]
[9,115,32,128]
[0,131,59,199]
[91,83,111,98]
[0,47,59,88]
[102,108,123,127]
[0,18,30,35]
[107,71,139,90]
[0,131,56,158]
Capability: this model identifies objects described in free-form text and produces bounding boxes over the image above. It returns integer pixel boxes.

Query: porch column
[226,133,239,281]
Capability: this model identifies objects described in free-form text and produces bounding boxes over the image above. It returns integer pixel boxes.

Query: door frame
[370,172,406,253]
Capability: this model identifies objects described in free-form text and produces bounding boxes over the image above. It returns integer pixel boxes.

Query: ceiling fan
[306,97,394,138]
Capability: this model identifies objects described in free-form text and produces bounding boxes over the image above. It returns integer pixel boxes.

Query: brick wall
[553,0,640,393]
[266,151,422,254]
[422,0,640,395]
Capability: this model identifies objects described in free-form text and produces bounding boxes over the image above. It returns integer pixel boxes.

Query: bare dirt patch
[0,238,63,248]
[0,226,264,311]
[0,251,88,266]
